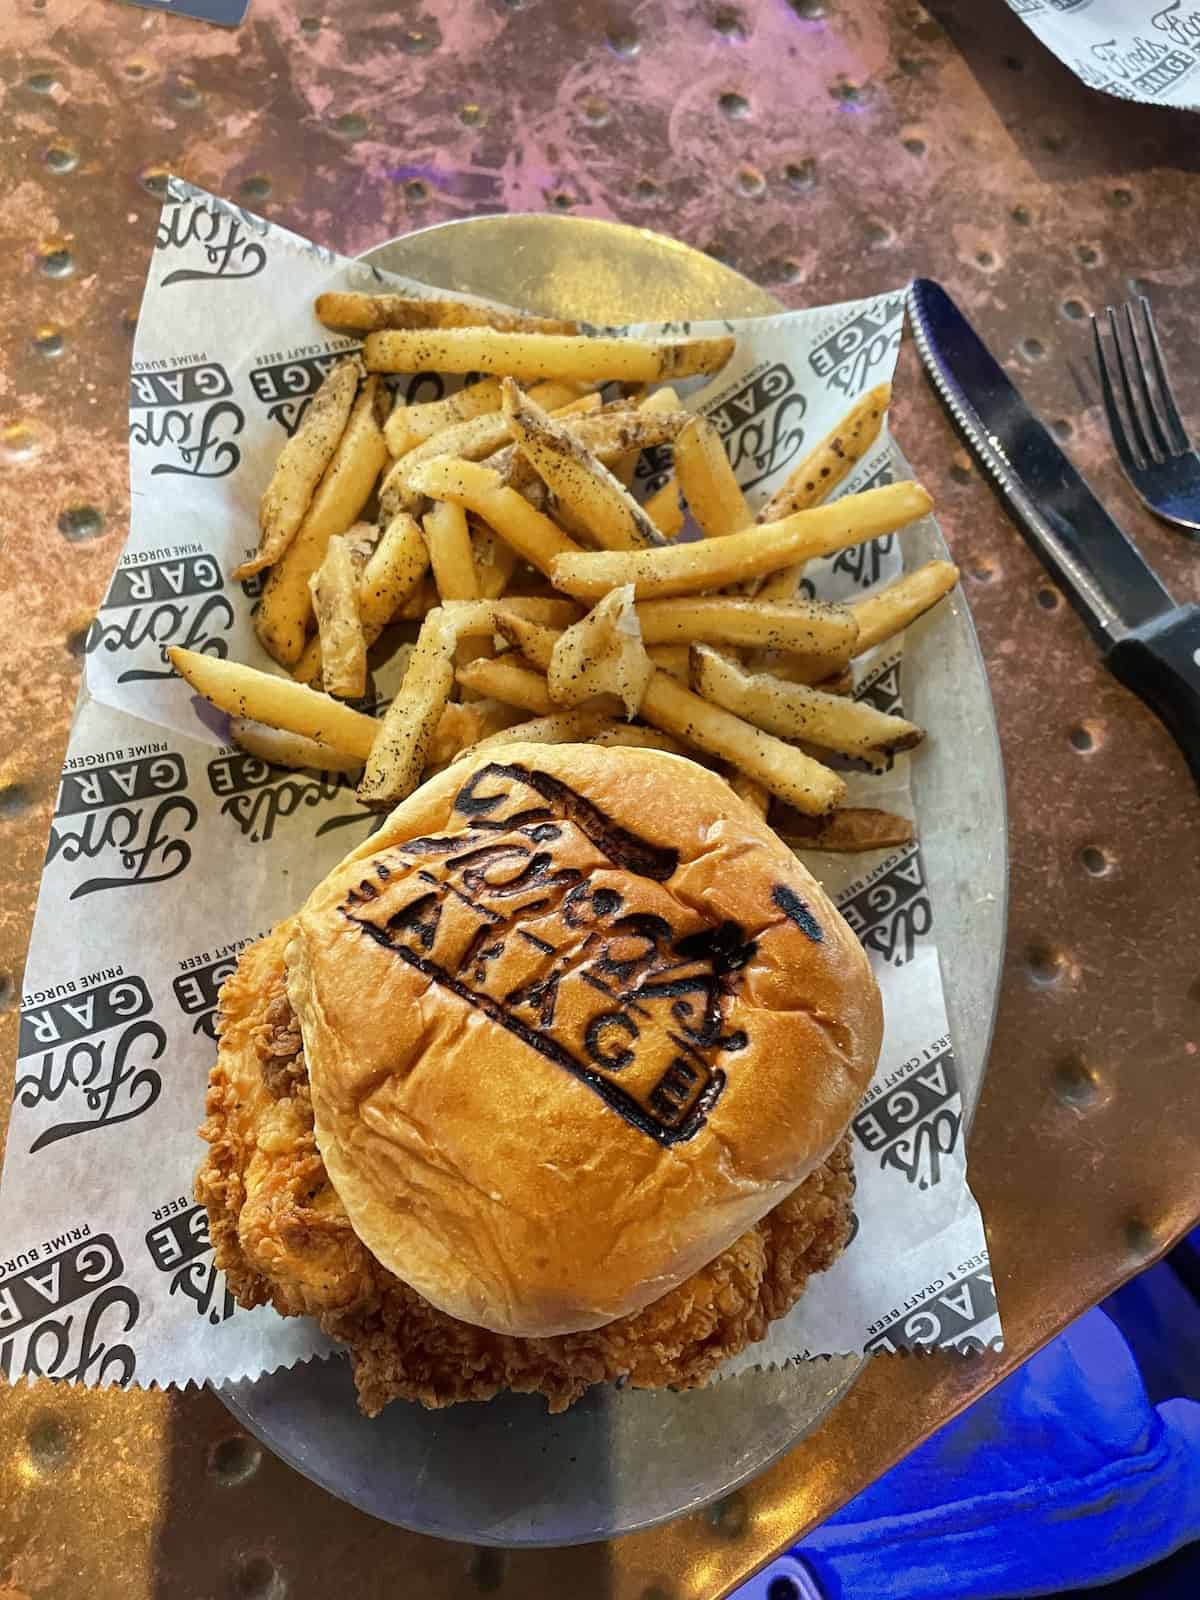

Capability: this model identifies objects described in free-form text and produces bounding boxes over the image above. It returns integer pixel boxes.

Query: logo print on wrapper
[1088,33,1197,97]
[46,752,197,898]
[820,656,905,781]
[865,1262,999,1356]
[1153,4,1200,50]
[250,349,356,438]
[829,456,898,588]
[0,1232,139,1387]
[791,457,897,604]
[173,953,239,1041]
[129,356,244,481]
[334,762,821,1146]
[145,1204,235,1326]
[857,656,902,718]
[635,442,674,496]
[206,749,372,845]
[703,363,808,497]
[16,976,164,1153]
[852,1040,962,1191]
[837,842,932,968]
[155,187,268,286]
[808,294,905,400]
[89,555,233,684]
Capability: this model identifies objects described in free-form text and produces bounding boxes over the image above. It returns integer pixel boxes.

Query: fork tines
[1091,295,1191,473]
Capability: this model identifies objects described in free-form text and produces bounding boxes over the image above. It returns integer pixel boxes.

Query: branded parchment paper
[0,181,999,1390]
[1005,0,1200,108]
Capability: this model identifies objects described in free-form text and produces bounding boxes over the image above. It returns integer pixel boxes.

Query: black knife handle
[1105,605,1200,787]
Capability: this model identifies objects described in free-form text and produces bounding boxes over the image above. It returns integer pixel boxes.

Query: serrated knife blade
[908,277,1175,647]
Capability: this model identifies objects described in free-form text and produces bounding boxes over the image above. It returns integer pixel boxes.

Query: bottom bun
[197,926,855,1413]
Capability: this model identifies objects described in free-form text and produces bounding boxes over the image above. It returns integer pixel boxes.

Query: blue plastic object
[729,1308,1200,1600]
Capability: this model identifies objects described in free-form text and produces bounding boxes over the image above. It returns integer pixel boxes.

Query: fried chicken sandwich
[196,743,882,1413]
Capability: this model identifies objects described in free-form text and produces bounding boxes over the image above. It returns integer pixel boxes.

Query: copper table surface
[2,0,1199,1596]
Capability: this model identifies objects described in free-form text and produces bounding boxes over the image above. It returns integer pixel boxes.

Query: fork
[1091,295,1200,536]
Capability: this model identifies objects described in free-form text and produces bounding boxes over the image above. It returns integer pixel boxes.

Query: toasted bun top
[288,743,882,1337]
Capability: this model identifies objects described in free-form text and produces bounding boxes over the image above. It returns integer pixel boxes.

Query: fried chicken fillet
[196,925,855,1415]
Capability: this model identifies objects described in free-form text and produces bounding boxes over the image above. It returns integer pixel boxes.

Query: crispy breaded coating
[196,932,854,1414]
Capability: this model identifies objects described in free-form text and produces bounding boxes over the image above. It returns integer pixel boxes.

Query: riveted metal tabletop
[2,2,1200,1597]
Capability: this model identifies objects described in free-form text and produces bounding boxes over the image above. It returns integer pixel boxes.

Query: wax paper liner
[1005,0,1200,109]
[0,181,997,1389]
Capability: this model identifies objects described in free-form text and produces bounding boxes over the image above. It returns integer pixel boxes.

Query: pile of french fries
[169,292,961,854]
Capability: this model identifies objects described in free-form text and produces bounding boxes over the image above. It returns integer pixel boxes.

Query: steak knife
[908,277,1200,786]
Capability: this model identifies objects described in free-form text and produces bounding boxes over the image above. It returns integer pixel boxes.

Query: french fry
[644,474,684,538]
[757,383,892,602]
[472,521,520,599]
[496,389,605,506]
[256,377,389,665]
[358,610,456,809]
[308,534,367,698]
[759,383,893,524]
[635,596,857,657]
[385,377,505,458]
[364,326,736,384]
[234,356,362,580]
[454,631,496,696]
[421,497,486,687]
[611,450,638,490]
[340,520,381,565]
[503,381,662,551]
[613,385,683,486]
[410,458,584,575]
[293,511,429,685]
[777,807,914,854]
[849,560,959,655]
[550,481,932,601]
[436,598,582,649]
[674,414,750,538]
[756,651,851,687]
[690,644,923,758]
[642,386,682,410]
[315,291,579,336]
[398,575,440,619]
[229,718,364,774]
[548,586,653,718]
[422,499,479,602]
[168,647,378,761]
[427,698,528,767]
[588,723,691,756]
[646,644,690,681]
[638,671,846,815]
[727,770,770,820]
[380,412,514,517]
[456,654,555,715]
[500,601,855,687]
[554,391,604,419]
[359,512,431,622]
[380,380,582,516]
[492,610,558,669]
[489,403,687,494]
[452,596,581,640]
[455,704,620,760]
[491,596,581,629]
[486,392,609,487]
[572,406,692,457]
[494,608,724,687]
[815,667,854,697]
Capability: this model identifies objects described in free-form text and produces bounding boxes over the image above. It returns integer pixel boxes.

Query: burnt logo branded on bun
[339,762,754,1145]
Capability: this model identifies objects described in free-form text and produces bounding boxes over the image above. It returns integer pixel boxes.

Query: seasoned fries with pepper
[167,293,958,863]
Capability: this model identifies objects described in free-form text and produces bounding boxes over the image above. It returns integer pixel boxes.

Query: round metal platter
[219,215,1007,1547]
